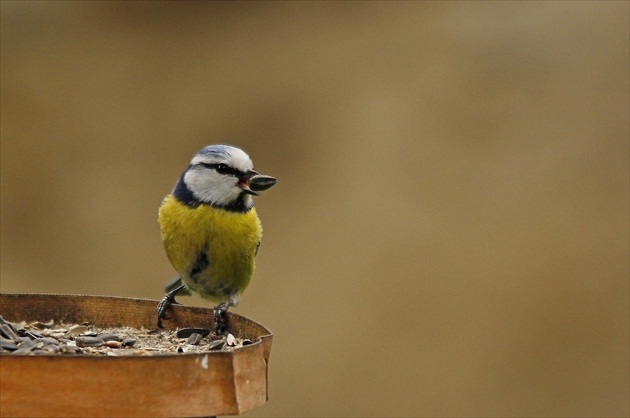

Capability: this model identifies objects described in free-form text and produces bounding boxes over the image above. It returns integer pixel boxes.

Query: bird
[156,144,276,334]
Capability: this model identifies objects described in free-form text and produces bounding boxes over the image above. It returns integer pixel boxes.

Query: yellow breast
[158,195,262,302]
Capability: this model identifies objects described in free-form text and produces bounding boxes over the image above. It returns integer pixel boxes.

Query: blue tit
[156,144,276,333]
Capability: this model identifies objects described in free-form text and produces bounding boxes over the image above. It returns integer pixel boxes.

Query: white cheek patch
[184,168,242,206]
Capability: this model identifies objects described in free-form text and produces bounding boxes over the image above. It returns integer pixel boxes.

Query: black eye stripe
[199,162,243,177]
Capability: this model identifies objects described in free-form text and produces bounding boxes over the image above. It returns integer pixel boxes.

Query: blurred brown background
[1,1,628,416]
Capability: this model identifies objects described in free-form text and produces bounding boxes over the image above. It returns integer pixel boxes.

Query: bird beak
[240,170,277,196]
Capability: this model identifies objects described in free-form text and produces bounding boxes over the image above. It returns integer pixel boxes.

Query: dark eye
[199,162,238,176]
[215,163,232,175]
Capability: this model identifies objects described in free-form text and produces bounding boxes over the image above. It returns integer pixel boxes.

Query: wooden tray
[0,293,272,417]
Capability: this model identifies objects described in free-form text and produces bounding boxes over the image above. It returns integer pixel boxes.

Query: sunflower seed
[0,337,18,350]
[187,333,203,345]
[208,340,225,350]
[75,336,104,348]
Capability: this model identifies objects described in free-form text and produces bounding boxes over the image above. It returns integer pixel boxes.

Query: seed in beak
[249,175,277,192]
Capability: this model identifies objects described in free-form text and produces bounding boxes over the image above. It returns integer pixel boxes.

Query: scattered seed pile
[0,315,254,356]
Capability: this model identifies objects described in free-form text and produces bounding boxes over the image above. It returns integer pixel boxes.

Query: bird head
[179,145,276,210]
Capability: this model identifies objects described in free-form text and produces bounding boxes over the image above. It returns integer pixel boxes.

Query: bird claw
[213,302,230,335]
[156,294,178,328]
[156,283,188,328]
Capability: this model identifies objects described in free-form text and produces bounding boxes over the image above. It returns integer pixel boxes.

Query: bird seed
[0,315,253,356]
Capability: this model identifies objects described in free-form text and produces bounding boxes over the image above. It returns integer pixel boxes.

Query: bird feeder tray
[0,293,272,417]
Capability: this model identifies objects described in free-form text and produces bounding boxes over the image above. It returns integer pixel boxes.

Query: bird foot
[213,302,230,335]
[156,294,179,328]
[156,282,188,328]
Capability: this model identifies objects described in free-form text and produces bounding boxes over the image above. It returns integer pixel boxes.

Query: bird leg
[156,283,187,328]
[213,294,239,335]
[213,302,230,335]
